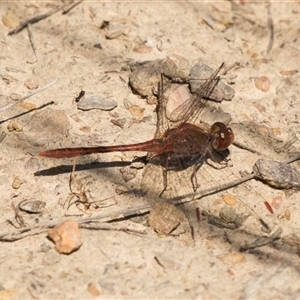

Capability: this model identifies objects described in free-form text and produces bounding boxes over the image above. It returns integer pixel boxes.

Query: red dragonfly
[39,62,234,194]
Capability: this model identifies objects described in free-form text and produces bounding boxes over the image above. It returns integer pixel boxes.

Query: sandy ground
[1,1,300,299]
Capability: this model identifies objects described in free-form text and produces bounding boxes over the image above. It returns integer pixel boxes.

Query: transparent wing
[141,154,198,246]
[170,62,224,124]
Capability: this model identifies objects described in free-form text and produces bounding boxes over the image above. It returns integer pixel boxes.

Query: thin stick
[0,79,59,113]
[79,222,147,235]
[8,6,63,35]
[62,0,84,14]
[240,227,282,251]
[233,140,263,155]
[27,23,37,58]
[266,2,274,54]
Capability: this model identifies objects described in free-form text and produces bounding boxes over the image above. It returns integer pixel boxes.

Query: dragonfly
[39,62,234,241]
[39,62,234,191]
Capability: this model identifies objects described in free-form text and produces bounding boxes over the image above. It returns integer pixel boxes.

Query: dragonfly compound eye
[210,122,234,151]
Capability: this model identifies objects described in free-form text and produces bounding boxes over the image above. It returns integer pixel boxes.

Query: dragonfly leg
[159,153,172,198]
[191,156,205,192]
[159,167,168,198]
[206,156,232,169]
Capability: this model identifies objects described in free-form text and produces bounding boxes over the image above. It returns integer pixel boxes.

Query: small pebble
[105,24,129,39]
[271,195,283,210]
[38,242,52,253]
[70,114,82,122]
[94,43,102,49]
[24,78,39,90]
[154,253,182,270]
[19,199,46,213]
[110,118,126,128]
[222,194,236,206]
[130,161,145,169]
[280,70,298,76]
[218,252,246,265]
[254,76,270,92]
[119,166,137,182]
[2,74,14,84]
[27,55,37,64]
[47,220,82,254]
[87,283,101,297]
[133,44,152,53]
[285,209,291,221]
[129,57,188,104]
[12,176,22,189]
[252,101,266,113]
[219,206,237,223]
[10,93,21,101]
[17,102,36,110]
[7,120,23,132]
[127,105,145,118]
[79,126,91,132]
[115,185,129,195]
[106,28,124,39]
[77,96,117,111]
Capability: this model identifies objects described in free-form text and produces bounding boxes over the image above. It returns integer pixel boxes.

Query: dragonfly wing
[169,63,224,124]
[153,75,174,139]
[141,154,198,245]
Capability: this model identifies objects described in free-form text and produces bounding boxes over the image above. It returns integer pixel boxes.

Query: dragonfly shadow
[34,160,132,176]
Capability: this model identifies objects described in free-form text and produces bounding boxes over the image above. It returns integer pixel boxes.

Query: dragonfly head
[210,122,234,151]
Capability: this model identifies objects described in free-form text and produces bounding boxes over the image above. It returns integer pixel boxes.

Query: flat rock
[77,96,117,111]
[253,159,300,189]
[189,63,235,101]
[47,220,82,254]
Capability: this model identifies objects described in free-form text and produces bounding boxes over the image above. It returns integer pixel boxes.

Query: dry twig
[8,6,63,35]
[27,23,37,58]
